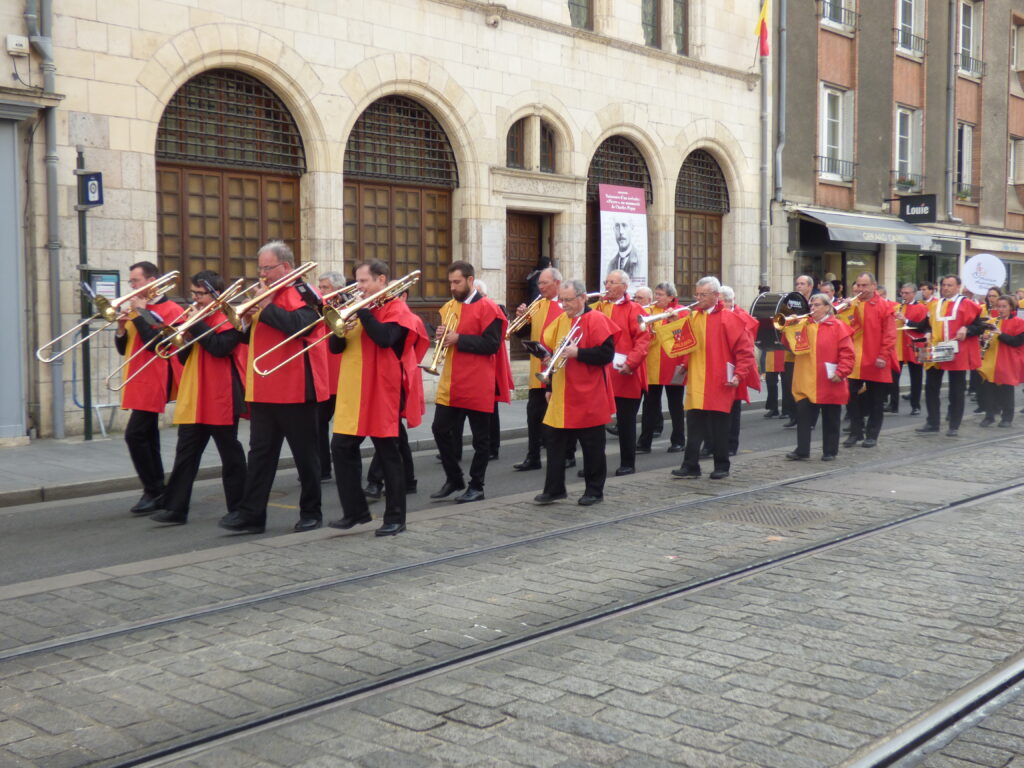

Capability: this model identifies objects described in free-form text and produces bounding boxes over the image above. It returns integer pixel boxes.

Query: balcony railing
[891,170,925,193]
[817,155,855,181]
[894,28,926,55]
[819,0,857,30]
[954,182,981,202]
[957,52,986,77]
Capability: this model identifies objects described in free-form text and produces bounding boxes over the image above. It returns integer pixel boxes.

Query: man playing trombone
[534,279,617,506]
[149,271,248,525]
[114,261,184,515]
[219,241,329,534]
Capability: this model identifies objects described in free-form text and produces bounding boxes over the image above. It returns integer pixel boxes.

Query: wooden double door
[506,212,549,359]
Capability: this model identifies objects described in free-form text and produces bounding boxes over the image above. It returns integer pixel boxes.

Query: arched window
[674,150,730,296]
[585,136,653,285]
[343,96,458,308]
[507,118,526,169]
[540,121,557,173]
[156,69,305,283]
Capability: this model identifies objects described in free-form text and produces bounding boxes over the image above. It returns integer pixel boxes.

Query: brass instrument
[254,271,421,377]
[36,271,180,363]
[153,278,249,358]
[420,307,456,376]
[772,312,811,332]
[638,301,698,332]
[221,262,319,332]
[832,292,864,314]
[981,318,1001,354]
[106,298,200,392]
[535,317,584,385]
[506,295,544,339]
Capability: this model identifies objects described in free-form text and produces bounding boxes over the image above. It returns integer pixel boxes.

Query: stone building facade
[3,0,762,438]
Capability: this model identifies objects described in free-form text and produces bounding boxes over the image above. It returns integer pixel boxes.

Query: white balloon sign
[961,253,1006,295]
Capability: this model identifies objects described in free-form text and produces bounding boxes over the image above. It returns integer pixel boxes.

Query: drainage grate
[719,504,829,528]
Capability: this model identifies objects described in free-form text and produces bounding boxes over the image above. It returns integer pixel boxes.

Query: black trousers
[681,410,730,473]
[892,361,923,411]
[982,380,1015,423]
[925,368,967,429]
[317,395,336,479]
[490,406,501,456]
[333,434,404,525]
[543,424,606,498]
[615,396,641,469]
[781,362,796,417]
[162,422,246,517]
[729,399,741,453]
[433,404,490,490]
[367,421,416,487]
[125,409,164,497]
[765,371,781,413]
[795,400,841,457]
[235,402,322,526]
[846,378,886,440]
[638,385,685,448]
[523,388,548,461]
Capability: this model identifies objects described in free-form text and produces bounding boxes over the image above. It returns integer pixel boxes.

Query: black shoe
[700,448,712,458]
[533,492,567,505]
[910,408,921,415]
[430,480,465,499]
[667,444,684,453]
[946,428,959,437]
[842,425,852,433]
[364,483,383,500]
[375,523,406,537]
[488,452,499,461]
[218,512,264,534]
[785,451,808,460]
[979,416,995,427]
[728,450,737,457]
[406,480,417,494]
[653,429,663,438]
[671,468,701,479]
[606,424,619,436]
[320,474,333,484]
[783,419,797,429]
[999,420,1013,428]
[565,457,577,469]
[861,438,877,448]
[513,458,542,471]
[842,436,861,448]
[578,494,603,506]
[821,454,836,461]
[916,424,939,433]
[709,470,730,480]
[294,518,322,532]
[973,406,985,414]
[150,509,187,524]
[614,466,635,476]
[763,410,779,418]
[328,514,372,530]
[885,406,898,414]
[902,394,911,401]
[635,445,652,454]
[577,469,586,478]
[131,493,164,515]
[454,488,485,503]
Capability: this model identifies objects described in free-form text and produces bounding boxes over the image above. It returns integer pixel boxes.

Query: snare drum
[915,340,958,364]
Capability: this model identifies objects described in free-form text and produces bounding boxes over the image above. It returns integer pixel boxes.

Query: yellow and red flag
[755,0,770,57]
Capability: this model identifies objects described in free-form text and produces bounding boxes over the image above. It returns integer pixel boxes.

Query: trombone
[152,278,249,358]
[106,298,200,392]
[254,271,421,377]
[536,317,584,385]
[420,307,456,376]
[506,295,543,338]
[36,271,180,363]
[220,262,319,332]
[638,301,698,332]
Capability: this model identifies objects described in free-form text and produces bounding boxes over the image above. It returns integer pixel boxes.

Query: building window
[568,0,592,30]
[642,0,660,47]
[155,69,305,284]
[674,150,729,296]
[818,85,854,181]
[343,95,458,308]
[893,106,923,192]
[896,0,926,54]
[820,0,856,31]
[674,0,688,55]
[955,122,976,201]
[959,1,984,77]
[1012,22,1024,71]
[540,121,556,173]
[1010,137,1024,185]
[506,118,526,170]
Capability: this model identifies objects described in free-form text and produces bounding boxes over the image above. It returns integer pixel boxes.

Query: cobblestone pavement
[0,424,1021,766]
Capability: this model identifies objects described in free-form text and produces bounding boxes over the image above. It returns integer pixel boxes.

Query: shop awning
[796,208,935,249]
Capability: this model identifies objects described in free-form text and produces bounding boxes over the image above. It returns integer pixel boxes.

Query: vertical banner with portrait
[598,184,648,291]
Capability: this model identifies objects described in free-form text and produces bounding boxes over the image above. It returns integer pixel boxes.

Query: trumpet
[420,307,456,376]
[772,312,811,331]
[36,271,180,363]
[254,271,420,377]
[506,295,544,338]
[536,317,584,385]
[638,302,698,332]
[833,292,865,314]
[220,262,319,332]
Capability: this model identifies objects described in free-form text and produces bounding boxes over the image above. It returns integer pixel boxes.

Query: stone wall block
[152,39,186,81]
[107,26,132,57]
[216,23,239,52]
[172,28,203,68]
[189,8,225,27]
[235,25,260,56]
[121,152,142,190]
[139,0,190,34]
[97,0,139,28]
[193,24,223,57]
[94,53,146,86]
[68,112,110,149]
[108,117,132,152]
[88,81,138,119]
[76,19,108,53]
[131,29,166,61]
[256,31,285,66]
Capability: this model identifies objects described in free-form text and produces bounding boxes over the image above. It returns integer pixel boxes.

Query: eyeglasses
[694,291,717,298]
[257,263,283,272]
[190,289,210,296]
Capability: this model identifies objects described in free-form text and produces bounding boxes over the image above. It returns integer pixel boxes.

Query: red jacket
[593,297,649,399]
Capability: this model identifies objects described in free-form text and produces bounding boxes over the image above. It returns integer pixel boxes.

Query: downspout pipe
[773,0,787,204]
[760,53,770,289]
[26,0,64,438]
[945,0,962,224]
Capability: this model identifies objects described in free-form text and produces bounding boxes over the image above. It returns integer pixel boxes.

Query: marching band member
[150,271,247,525]
[666,276,756,480]
[636,282,686,454]
[909,274,986,437]
[890,283,928,415]
[114,261,183,515]
[430,261,513,504]
[918,280,937,308]
[817,280,836,304]
[512,267,566,471]
[837,273,897,448]
[782,275,815,427]
[781,293,855,460]
[315,271,347,483]
[219,241,329,534]
[327,260,428,536]
[534,279,618,506]
[592,269,650,476]
[972,287,1002,414]
[978,294,1024,427]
